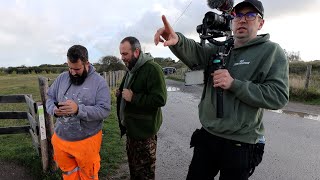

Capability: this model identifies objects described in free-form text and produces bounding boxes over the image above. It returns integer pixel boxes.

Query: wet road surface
[155,79,320,180]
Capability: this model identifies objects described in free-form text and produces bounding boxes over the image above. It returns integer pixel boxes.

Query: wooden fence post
[304,65,312,90]
[103,72,107,82]
[109,71,112,88]
[38,76,56,172]
[112,71,116,88]
[102,70,126,88]
[37,104,48,172]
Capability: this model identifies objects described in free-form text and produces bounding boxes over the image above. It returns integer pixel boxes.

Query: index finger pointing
[162,15,173,31]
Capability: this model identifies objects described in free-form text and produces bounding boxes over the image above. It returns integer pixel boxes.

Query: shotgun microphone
[207,0,234,12]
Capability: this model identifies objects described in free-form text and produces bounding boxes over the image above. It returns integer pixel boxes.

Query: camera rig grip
[210,38,233,118]
[212,57,224,118]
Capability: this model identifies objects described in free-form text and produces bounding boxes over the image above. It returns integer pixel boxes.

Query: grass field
[289,73,320,105]
[0,74,125,179]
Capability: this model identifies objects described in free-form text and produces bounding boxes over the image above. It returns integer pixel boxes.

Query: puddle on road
[270,109,320,121]
[167,86,180,92]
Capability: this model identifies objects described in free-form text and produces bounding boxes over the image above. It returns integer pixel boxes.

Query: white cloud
[263,11,320,61]
[0,0,319,67]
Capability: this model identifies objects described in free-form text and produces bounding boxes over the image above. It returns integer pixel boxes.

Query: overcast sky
[1,0,319,67]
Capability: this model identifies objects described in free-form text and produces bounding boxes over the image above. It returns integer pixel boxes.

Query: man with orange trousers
[46,45,111,179]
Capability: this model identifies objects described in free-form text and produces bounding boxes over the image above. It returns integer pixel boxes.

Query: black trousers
[186,128,263,180]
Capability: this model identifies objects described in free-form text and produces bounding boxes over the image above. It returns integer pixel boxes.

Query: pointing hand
[154,15,179,46]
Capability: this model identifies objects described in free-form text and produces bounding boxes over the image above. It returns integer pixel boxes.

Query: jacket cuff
[170,32,183,48]
[229,79,242,93]
[76,104,85,119]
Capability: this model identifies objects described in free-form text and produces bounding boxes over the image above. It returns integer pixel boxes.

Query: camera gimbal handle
[212,38,233,118]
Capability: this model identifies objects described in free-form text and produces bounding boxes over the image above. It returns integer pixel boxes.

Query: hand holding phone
[54,102,63,108]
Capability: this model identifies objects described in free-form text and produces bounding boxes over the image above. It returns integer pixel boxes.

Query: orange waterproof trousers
[52,131,102,180]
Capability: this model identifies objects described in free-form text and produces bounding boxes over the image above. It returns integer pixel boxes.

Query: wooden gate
[0,94,53,172]
[0,95,38,145]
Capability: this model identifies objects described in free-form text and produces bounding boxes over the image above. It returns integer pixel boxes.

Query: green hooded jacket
[169,33,289,144]
[118,52,167,140]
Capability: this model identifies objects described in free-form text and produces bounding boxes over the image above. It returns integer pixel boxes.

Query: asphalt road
[155,79,320,180]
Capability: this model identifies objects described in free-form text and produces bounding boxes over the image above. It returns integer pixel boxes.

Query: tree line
[0,53,318,75]
[0,55,188,75]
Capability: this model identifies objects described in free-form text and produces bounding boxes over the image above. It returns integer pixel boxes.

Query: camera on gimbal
[197,10,234,118]
[196,11,233,46]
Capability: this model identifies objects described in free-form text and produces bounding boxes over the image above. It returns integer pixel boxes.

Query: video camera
[196,11,233,46]
[196,0,234,45]
[196,1,235,118]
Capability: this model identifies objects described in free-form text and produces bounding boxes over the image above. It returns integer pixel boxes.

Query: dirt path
[0,161,34,180]
[106,161,129,180]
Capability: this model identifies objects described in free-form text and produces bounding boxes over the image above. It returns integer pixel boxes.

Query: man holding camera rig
[46,45,111,180]
[154,0,289,179]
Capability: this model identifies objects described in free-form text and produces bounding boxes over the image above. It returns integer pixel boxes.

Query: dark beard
[69,68,88,85]
[128,57,138,70]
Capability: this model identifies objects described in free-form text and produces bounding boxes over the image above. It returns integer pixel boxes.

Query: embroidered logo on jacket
[233,60,250,66]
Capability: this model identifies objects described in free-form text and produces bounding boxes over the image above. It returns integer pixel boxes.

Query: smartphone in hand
[54,102,63,108]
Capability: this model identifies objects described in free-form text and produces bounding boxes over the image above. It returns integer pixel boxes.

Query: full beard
[127,56,138,71]
[69,68,88,85]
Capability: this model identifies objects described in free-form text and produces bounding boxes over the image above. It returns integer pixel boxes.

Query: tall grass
[289,73,320,105]
[0,74,125,179]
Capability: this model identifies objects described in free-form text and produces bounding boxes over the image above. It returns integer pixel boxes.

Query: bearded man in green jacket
[154,0,289,179]
[117,36,167,180]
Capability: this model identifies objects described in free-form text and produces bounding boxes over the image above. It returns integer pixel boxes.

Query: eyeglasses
[233,12,262,22]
